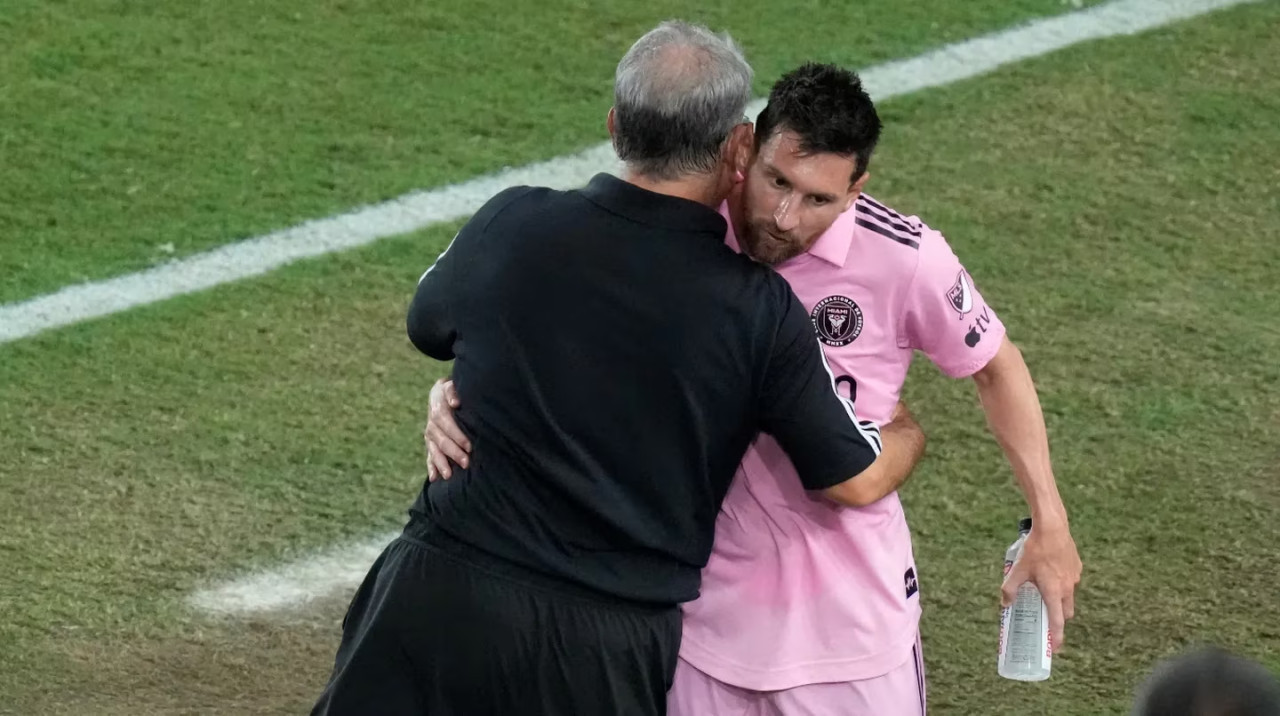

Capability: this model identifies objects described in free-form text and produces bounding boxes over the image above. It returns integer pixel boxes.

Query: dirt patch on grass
[13,597,350,716]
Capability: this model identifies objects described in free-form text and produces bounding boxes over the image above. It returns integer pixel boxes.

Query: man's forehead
[757,128,805,157]
[755,142,855,196]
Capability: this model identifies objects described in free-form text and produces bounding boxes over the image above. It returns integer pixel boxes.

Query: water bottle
[997,517,1052,681]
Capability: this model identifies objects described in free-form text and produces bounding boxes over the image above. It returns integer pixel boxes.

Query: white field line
[154,0,1252,614]
[0,0,1256,347]
[189,532,399,615]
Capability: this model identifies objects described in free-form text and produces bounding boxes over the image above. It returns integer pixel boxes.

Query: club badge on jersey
[811,295,864,347]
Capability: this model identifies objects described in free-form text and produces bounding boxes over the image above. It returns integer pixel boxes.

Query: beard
[740,222,809,266]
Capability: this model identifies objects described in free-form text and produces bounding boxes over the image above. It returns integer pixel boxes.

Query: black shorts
[311,528,682,716]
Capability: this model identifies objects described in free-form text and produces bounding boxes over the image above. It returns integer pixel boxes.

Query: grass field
[2,0,1278,713]
[0,0,1107,304]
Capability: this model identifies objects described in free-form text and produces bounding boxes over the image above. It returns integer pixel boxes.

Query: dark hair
[1132,647,1280,716]
[754,63,882,182]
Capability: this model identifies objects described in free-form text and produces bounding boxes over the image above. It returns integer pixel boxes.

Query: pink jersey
[678,194,1007,689]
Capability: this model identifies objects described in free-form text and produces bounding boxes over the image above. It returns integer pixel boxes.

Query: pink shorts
[668,636,926,716]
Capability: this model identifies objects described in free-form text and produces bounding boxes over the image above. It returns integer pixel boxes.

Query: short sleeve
[407,234,460,361]
[406,186,534,362]
[901,228,1006,378]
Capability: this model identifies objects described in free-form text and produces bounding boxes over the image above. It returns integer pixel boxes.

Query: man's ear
[607,107,617,140]
[730,123,755,176]
[846,171,872,210]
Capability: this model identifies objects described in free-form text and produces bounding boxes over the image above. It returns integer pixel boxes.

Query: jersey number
[834,375,858,404]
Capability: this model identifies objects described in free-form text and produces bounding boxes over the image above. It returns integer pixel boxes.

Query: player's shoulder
[853,194,959,264]
[853,194,941,247]
[843,194,923,276]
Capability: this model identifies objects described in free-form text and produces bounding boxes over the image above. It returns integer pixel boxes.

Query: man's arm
[424,386,927,504]
[758,282,925,505]
[972,335,1082,650]
[821,402,926,507]
[421,278,927,503]
[899,226,1082,651]
[407,186,534,361]
[972,337,1066,525]
[407,236,460,361]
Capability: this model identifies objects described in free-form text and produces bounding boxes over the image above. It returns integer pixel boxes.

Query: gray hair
[612,21,753,181]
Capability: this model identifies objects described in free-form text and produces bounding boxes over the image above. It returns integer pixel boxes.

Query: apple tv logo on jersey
[964,307,993,348]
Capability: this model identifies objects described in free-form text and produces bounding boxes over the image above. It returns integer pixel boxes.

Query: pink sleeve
[900,228,1005,378]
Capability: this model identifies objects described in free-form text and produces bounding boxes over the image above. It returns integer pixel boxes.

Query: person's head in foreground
[1131,646,1280,716]
[732,62,882,266]
[609,20,754,200]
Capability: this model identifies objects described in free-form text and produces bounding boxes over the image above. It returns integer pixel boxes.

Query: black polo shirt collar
[579,173,727,236]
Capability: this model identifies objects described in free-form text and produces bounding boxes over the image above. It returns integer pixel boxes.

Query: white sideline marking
[0,0,1255,347]
[189,532,398,615]
[97,0,1243,614]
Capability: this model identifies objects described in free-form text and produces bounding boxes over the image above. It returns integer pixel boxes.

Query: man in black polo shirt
[312,21,925,716]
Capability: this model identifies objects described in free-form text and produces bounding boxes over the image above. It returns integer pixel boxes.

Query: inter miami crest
[947,270,974,318]
[811,295,864,347]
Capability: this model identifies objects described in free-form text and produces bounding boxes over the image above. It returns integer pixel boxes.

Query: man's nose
[773,195,799,232]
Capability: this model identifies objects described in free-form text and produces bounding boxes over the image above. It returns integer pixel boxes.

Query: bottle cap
[1018,517,1033,534]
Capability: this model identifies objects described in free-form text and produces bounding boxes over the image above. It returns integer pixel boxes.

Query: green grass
[0,0,1106,304]
[2,0,1279,713]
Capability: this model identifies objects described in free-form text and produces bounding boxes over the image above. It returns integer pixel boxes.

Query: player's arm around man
[425,376,926,508]
[819,399,925,506]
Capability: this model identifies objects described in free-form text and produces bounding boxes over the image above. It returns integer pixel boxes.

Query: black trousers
[311,529,682,716]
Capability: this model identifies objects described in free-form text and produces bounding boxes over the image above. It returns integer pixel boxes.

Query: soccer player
[314,29,925,716]
[425,63,1082,714]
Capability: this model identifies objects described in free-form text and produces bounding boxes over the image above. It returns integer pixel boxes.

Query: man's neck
[622,169,724,208]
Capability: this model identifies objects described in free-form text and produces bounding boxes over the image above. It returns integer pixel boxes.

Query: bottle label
[997,559,1014,658]
[998,551,1051,679]
[998,604,1010,658]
